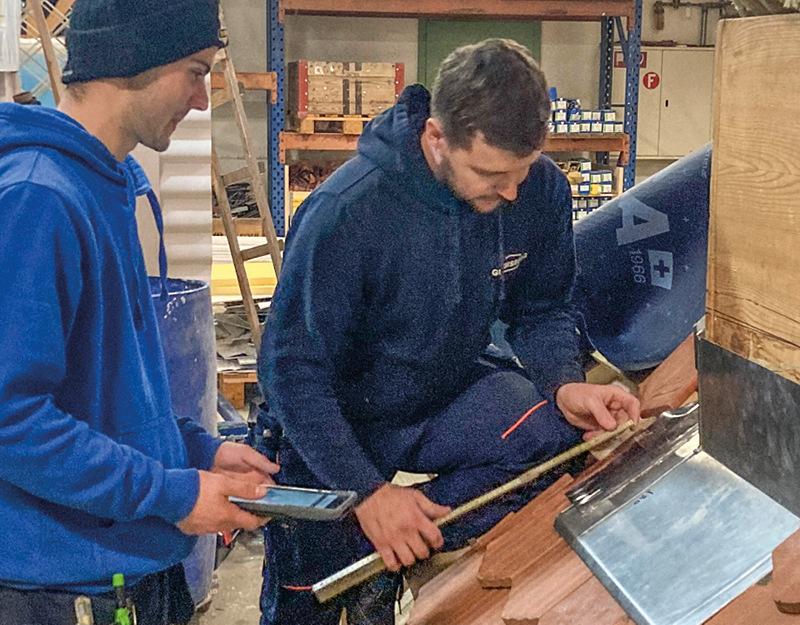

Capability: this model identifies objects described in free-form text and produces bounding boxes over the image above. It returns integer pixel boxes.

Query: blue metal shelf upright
[267,0,286,236]
[267,0,643,235]
[598,0,643,190]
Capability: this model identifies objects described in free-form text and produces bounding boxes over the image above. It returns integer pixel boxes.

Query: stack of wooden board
[407,335,698,624]
[408,474,633,625]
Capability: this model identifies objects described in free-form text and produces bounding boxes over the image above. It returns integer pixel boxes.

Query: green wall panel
[417,20,542,87]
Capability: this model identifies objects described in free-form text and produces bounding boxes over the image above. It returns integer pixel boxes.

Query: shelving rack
[267,0,643,236]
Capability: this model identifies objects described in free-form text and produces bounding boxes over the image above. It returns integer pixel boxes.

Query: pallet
[291,115,372,135]
[217,370,258,410]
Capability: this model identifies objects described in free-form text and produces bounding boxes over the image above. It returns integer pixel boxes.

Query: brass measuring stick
[312,419,635,602]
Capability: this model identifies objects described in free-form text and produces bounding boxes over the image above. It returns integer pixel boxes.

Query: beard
[434,156,507,214]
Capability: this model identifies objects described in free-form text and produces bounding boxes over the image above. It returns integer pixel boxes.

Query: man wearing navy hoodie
[0,1,278,623]
[258,39,640,625]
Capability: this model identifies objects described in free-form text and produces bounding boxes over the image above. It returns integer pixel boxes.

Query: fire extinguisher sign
[643,72,660,90]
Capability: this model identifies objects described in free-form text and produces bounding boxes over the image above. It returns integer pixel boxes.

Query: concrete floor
[191,531,264,625]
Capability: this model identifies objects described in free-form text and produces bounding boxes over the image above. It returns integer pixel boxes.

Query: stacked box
[287,61,404,118]
[549,99,624,134]
[572,195,614,222]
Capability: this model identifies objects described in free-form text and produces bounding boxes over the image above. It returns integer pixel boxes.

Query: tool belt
[0,564,191,625]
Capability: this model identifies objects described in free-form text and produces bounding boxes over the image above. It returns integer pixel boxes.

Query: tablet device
[229,485,358,520]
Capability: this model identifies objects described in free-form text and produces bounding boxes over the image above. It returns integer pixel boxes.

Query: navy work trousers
[258,367,582,625]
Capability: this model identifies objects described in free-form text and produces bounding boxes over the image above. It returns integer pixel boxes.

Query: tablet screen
[264,487,339,509]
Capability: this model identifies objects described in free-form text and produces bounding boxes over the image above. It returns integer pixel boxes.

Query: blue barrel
[150,277,217,606]
[573,144,712,371]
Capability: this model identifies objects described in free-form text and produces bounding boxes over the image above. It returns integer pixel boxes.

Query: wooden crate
[706,14,800,384]
[218,370,258,410]
[287,60,404,118]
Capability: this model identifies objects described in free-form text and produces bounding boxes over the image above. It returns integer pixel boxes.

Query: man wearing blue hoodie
[258,40,639,624]
[0,1,279,623]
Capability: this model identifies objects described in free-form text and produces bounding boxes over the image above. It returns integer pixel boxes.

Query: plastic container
[150,278,217,606]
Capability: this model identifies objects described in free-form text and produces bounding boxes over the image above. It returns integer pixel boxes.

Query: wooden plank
[240,243,272,262]
[221,163,266,187]
[704,314,800,386]
[212,217,264,237]
[280,132,359,162]
[772,529,800,614]
[637,334,697,418]
[478,494,572,588]
[704,581,798,625]
[344,118,369,134]
[210,89,231,110]
[537,577,627,625]
[302,61,398,79]
[475,511,518,549]
[545,134,629,165]
[475,474,574,551]
[500,541,593,625]
[288,61,401,117]
[280,132,627,163]
[706,15,800,382]
[408,549,509,625]
[282,0,635,23]
[479,513,564,590]
[210,71,278,92]
[290,115,372,135]
[217,371,258,409]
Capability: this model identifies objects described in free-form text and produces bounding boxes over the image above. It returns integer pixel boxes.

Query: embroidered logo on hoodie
[492,252,529,277]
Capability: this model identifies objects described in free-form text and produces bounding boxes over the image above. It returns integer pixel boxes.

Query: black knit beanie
[62,0,225,84]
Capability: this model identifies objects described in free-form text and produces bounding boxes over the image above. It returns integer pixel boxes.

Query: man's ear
[425,118,446,166]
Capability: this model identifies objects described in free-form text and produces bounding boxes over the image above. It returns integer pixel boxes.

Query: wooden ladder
[211,12,282,348]
[23,0,65,104]
[3,0,66,103]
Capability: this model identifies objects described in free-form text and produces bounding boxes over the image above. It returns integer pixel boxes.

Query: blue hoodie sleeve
[504,171,585,400]
[175,415,222,471]
[0,183,198,525]
[259,193,387,499]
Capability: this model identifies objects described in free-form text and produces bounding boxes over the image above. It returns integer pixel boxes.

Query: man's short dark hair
[430,39,551,157]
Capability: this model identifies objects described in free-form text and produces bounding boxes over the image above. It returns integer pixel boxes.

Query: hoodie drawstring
[145,189,169,301]
[448,211,463,306]
[497,207,507,304]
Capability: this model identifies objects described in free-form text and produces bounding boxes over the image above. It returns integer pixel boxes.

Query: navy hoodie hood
[357,84,471,216]
[356,85,476,309]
